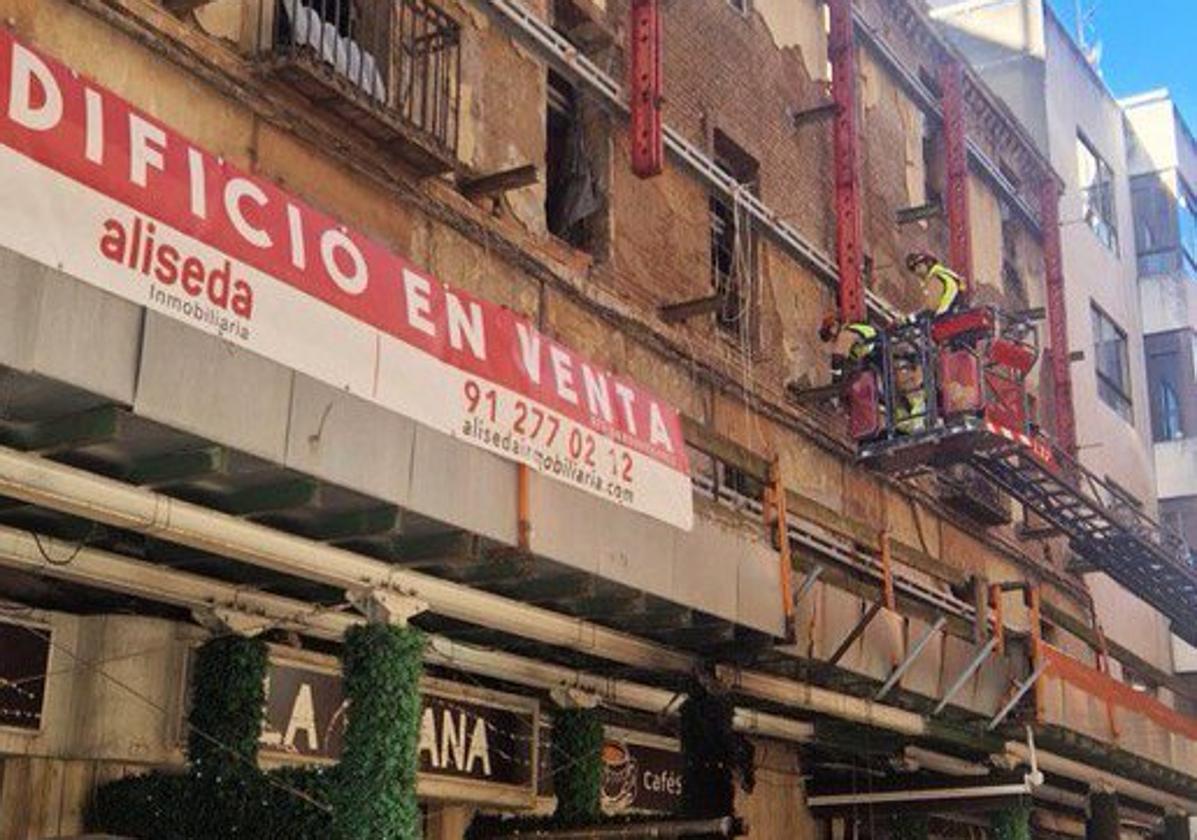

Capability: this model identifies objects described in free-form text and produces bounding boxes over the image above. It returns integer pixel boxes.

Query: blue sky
[1047,0,1197,126]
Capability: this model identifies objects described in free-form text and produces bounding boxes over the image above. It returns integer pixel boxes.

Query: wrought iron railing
[265,0,460,157]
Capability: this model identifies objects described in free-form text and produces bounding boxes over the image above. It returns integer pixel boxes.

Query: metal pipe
[903,745,989,777]
[808,782,1033,808]
[1004,741,1197,814]
[933,635,998,715]
[716,664,928,737]
[0,445,693,672]
[490,816,744,839]
[0,524,812,745]
[0,446,936,742]
[876,616,947,700]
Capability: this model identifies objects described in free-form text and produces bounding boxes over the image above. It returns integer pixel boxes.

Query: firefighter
[905,251,966,321]
[819,313,879,384]
[893,357,928,435]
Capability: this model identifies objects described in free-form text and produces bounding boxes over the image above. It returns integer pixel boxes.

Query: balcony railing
[259,0,461,173]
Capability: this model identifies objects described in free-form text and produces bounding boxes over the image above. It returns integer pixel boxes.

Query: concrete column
[1164,813,1191,840]
[1086,789,1120,840]
[424,804,474,840]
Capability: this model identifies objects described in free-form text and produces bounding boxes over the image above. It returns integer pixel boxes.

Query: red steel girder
[939,58,972,294]
[830,0,864,323]
[1039,177,1076,455]
[629,0,663,178]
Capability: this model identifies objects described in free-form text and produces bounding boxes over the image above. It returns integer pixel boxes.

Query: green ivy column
[332,623,425,840]
[188,634,269,839]
[679,684,755,822]
[889,813,929,840]
[991,804,1031,840]
[551,708,604,826]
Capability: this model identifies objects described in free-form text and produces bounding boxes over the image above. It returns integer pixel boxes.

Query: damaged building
[0,0,1194,839]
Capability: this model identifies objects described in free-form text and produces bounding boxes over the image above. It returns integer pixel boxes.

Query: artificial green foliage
[187,635,271,839]
[551,708,605,825]
[991,804,1032,840]
[188,634,269,772]
[87,627,425,840]
[331,623,425,840]
[889,813,930,840]
[679,683,755,821]
[85,771,192,840]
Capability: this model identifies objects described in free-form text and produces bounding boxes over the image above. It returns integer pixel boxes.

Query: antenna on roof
[1073,0,1102,69]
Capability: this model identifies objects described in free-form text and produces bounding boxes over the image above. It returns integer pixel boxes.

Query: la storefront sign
[0,31,693,530]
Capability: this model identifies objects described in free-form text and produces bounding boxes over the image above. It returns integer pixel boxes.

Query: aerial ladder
[835,306,1197,645]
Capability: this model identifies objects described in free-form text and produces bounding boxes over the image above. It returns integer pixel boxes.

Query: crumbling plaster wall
[3,0,1088,636]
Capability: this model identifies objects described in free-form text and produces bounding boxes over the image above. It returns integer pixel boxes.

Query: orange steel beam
[989,584,1005,656]
[879,527,895,611]
[517,464,531,551]
[766,456,796,640]
[1028,585,1044,722]
[1041,644,1197,741]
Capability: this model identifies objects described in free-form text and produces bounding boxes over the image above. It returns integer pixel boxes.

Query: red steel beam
[830,0,864,323]
[1039,177,1076,455]
[939,58,972,293]
[629,0,663,178]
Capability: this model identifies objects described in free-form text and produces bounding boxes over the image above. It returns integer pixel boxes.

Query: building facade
[0,0,1195,839]
[931,0,1174,701]
[1122,88,1197,674]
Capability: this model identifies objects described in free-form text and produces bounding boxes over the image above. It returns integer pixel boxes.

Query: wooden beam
[460,164,539,199]
[659,294,723,324]
[162,0,216,15]
[896,201,944,224]
[790,100,839,128]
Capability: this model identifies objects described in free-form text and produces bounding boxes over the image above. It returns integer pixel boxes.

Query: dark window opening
[1077,133,1119,254]
[709,131,760,339]
[1121,665,1159,697]
[1000,203,1026,307]
[1148,347,1187,442]
[545,69,602,251]
[1181,179,1197,273]
[922,118,942,208]
[727,0,749,14]
[1091,304,1133,422]
[268,0,461,161]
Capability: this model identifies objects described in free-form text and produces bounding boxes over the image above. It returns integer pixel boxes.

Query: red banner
[0,31,693,528]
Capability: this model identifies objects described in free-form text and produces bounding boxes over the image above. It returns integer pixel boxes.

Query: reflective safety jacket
[926,263,965,316]
[844,322,879,360]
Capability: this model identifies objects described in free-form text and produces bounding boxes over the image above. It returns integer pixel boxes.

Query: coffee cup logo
[600,740,638,813]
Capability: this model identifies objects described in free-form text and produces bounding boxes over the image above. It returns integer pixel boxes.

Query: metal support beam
[939,57,972,288]
[875,616,947,700]
[830,0,865,323]
[628,0,663,178]
[766,455,795,640]
[826,599,884,669]
[987,660,1049,731]
[460,163,539,199]
[794,565,824,607]
[933,635,998,715]
[1040,177,1077,455]
[517,464,531,551]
